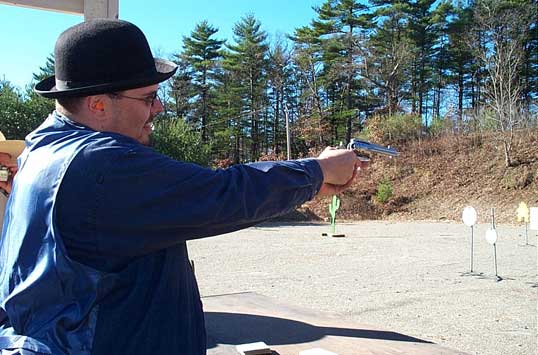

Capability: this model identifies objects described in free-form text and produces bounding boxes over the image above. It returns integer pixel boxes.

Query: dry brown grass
[298,129,538,224]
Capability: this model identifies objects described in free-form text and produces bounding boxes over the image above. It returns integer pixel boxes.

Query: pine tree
[521,0,538,113]
[32,54,55,82]
[290,24,328,146]
[225,14,269,160]
[179,20,225,142]
[168,58,194,120]
[213,54,244,163]
[267,40,293,156]
[0,80,45,139]
[312,0,369,143]
[363,1,413,116]
[445,2,476,125]
[406,0,450,121]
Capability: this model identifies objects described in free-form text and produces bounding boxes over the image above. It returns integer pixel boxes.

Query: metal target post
[462,206,477,274]
[485,228,501,281]
[470,225,474,272]
[494,241,499,279]
[486,208,502,282]
[525,222,529,245]
[492,208,498,280]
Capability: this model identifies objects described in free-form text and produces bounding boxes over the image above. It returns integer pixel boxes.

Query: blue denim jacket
[0,112,323,354]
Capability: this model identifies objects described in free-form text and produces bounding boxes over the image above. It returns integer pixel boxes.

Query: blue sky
[0,0,324,90]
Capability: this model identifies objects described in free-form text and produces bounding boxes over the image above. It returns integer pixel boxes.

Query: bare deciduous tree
[472,0,534,167]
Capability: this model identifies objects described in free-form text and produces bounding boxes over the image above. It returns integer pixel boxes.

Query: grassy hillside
[299,129,538,224]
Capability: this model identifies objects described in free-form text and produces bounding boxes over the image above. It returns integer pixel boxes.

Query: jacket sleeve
[56,141,323,259]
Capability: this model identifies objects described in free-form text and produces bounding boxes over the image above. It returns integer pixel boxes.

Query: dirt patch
[296,129,538,224]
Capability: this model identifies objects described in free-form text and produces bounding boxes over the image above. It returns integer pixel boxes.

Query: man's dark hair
[56,97,85,115]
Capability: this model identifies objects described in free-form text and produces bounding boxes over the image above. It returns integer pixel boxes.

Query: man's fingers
[355,157,369,171]
[319,183,343,196]
[318,170,358,196]
[0,181,9,194]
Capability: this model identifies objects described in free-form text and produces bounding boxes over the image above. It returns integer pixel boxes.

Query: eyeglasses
[108,91,160,106]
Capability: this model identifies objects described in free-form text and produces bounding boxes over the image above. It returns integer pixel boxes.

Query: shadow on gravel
[255,221,325,228]
[205,312,432,349]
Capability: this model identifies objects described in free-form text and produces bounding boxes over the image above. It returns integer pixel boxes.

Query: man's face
[108,84,164,146]
[0,153,13,167]
[0,152,17,194]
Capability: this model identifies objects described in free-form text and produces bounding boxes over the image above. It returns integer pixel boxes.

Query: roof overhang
[0,0,118,19]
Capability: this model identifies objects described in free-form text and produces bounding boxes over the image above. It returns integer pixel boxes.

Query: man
[0,19,364,355]
[0,132,24,232]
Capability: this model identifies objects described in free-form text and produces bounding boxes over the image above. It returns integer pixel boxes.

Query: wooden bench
[204,292,469,355]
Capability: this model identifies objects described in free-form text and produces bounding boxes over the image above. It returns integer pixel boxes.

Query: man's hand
[315,147,368,196]
[0,153,17,194]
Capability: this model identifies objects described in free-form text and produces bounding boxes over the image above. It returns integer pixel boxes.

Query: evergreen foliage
[376,178,393,204]
[2,0,537,165]
[151,117,211,166]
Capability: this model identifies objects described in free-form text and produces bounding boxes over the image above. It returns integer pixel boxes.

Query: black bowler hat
[35,19,177,98]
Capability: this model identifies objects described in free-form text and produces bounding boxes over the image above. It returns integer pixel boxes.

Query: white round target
[485,228,498,245]
[462,206,477,227]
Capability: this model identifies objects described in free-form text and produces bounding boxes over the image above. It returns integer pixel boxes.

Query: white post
[284,105,291,160]
[530,207,538,245]
[530,208,538,231]
[84,0,118,20]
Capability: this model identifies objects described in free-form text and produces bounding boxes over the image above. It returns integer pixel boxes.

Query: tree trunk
[273,90,280,154]
[458,71,464,129]
[201,69,208,141]
[411,61,417,113]
[503,140,512,167]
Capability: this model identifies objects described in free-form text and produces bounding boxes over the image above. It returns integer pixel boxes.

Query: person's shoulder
[79,134,170,168]
[82,133,149,156]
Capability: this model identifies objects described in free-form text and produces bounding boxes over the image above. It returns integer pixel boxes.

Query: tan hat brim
[0,141,25,164]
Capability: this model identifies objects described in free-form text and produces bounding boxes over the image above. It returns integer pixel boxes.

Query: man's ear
[88,96,107,116]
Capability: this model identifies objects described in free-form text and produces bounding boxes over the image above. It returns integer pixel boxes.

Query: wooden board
[204,292,470,355]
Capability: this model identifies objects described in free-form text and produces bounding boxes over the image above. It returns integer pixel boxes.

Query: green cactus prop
[329,195,340,234]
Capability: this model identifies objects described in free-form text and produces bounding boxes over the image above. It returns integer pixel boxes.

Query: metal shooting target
[462,206,477,227]
[485,228,498,245]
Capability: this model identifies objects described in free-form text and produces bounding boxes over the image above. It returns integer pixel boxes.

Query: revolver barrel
[347,138,398,157]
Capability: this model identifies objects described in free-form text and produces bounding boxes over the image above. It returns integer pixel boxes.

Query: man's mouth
[144,117,154,130]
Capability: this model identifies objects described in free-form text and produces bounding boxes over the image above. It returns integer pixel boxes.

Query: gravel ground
[188,221,537,355]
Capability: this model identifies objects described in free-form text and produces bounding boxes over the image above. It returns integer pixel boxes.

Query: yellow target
[516,202,529,223]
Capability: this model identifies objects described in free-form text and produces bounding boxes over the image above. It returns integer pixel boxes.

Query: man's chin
[144,134,154,147]
[137,127,153,146]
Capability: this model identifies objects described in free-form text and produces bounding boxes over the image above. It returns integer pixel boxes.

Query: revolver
[346,138,398,158]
